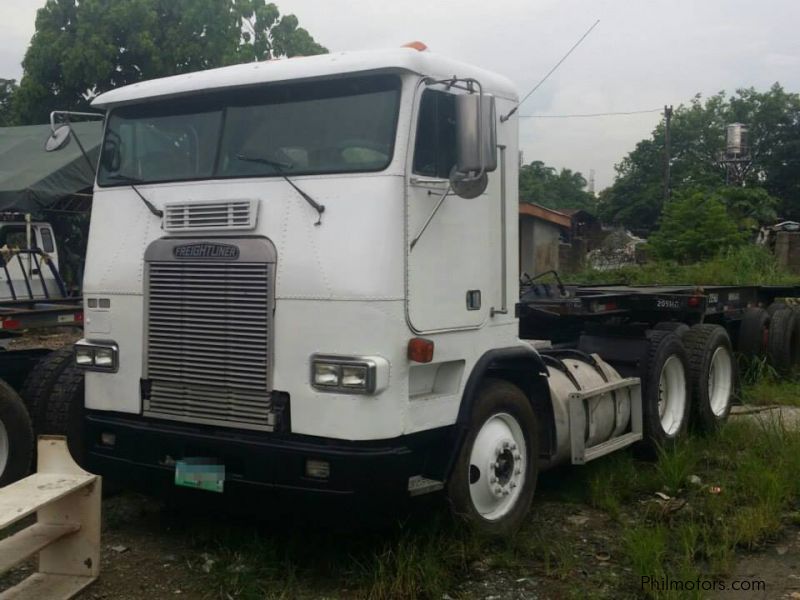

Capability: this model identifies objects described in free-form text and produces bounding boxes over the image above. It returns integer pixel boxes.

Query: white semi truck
[36,46,739,534]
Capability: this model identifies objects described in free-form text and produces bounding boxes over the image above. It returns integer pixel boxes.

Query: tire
[767,302,789,318]
[641,331,691,451]
[447,379,538,537]
[19,346,75,433]
[652,322,690,336]
[683,324,735,432]
[41,365,85,466]
[737,307,770,357]
[767,308,800,374]
[0,380,33,486]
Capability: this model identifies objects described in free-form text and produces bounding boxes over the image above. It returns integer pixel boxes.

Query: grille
[144,260,273,430]
[163,200,256,232]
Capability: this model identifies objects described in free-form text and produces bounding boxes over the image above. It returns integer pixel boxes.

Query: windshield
[97,74,402,186]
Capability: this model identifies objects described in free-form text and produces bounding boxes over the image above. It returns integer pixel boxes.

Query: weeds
[653,444,698,496]
[565,245,800,286]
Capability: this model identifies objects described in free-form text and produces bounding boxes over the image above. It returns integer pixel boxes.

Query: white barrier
[0,436,100,599]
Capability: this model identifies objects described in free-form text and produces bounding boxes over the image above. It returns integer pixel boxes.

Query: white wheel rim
[468,412,527,521]
[708,346,733,417]
[0,420,8,476]
[657,356,687,436]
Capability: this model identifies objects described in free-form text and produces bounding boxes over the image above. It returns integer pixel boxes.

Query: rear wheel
[767,308,800,374]
[641,332,691,451]
[652,322,690,336]
[683,324,735,431]
[738,307,770,357]
[448,379,538,536]
[767,302,789,318]
[0,380,33,486]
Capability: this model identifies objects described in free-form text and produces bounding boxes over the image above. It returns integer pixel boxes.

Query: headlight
[74,339,119,372]
[94,347,115,367]
[311,355,378,394]
[313,363,340,387]
[75,345,95,366]
[341,365,368,388]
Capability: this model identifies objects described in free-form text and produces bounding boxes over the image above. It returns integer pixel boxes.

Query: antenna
[501,19,600,123]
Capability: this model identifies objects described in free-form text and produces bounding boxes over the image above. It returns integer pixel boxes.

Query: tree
[13,0,327,124]
[648,189,747,263]
[599,85,800,231]
[0,79,17,126]
[716,186,778,232]
[519,160,596,212]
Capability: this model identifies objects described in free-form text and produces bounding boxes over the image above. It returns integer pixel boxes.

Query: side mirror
[44,124,72,152]
[455,93,497,175]
[100,139,121,172]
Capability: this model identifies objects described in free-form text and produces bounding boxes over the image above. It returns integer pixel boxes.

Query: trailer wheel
[641,332,690,450]
[19,346,75,433]
[448,379,538,537]
[0,380,33,486]
[767,308,800,374]
[737,307,770,357]
[41,365,85,466]
[683,325,735,431]
[652,322,690,336]
[767,302,789,318]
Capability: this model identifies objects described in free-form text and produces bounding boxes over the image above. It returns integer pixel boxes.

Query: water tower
[722,123,751,185]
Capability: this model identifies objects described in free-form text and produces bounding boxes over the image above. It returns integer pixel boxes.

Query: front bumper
[85,411,455,498]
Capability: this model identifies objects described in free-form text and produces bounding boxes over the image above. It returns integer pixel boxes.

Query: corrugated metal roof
[518,202,571,228]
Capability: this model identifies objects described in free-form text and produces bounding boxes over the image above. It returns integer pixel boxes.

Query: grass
[564,245,800,286]
[174,408,800,599]
[164,366,800,600]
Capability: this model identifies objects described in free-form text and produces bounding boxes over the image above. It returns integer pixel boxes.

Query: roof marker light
[402,41,428,52]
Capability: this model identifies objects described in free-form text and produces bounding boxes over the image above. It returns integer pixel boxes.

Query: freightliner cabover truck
[24,45,767,535]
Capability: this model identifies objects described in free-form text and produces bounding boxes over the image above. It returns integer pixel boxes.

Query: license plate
[175,459,225,493]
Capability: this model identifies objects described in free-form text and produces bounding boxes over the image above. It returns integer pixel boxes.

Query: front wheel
[447,379,538,537]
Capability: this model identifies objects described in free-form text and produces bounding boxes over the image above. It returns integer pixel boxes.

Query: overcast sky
[3,0,800,190]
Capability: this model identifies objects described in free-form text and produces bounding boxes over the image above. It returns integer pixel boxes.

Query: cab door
[406,87,499,333]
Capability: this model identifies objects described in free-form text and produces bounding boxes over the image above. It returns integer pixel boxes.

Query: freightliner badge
[173,242,240,260]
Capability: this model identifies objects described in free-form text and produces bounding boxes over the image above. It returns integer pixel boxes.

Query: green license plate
[175,459,225,493]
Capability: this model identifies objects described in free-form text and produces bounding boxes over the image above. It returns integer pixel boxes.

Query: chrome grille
[163,200,256,232]
[144,259,273,430]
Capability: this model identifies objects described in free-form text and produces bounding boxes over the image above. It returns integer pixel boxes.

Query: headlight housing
[74,339,119,372]
[311,355,379,394]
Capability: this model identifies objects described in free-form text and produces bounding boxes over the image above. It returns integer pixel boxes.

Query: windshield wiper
[236,154,325,226]
[105,174,163,218]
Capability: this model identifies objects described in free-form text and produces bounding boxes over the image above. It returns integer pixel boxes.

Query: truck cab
[75,46,658,534]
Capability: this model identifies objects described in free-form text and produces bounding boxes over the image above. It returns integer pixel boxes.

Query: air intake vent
[164,200,257,232]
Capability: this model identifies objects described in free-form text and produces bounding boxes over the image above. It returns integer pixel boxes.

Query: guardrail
[0,436,101,599]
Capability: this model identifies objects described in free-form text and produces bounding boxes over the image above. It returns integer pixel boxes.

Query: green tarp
[0,122,101,211]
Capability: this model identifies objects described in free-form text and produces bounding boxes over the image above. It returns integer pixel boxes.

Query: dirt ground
[69,486,800,600]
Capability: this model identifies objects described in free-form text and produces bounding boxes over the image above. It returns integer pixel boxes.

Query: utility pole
[663,105,673,202]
